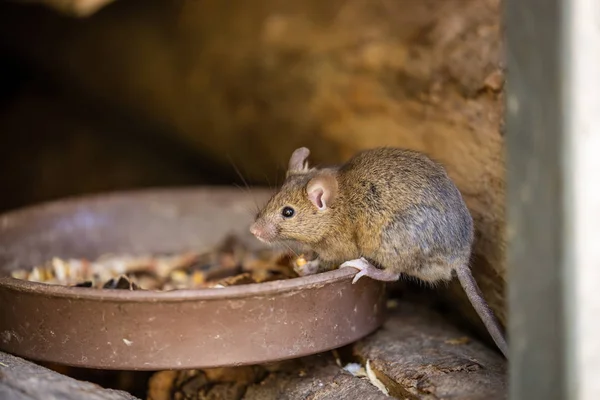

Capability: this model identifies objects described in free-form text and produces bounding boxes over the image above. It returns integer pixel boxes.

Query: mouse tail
[455,264,509,359]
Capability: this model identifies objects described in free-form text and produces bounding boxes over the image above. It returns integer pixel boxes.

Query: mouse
[249,146,508,359]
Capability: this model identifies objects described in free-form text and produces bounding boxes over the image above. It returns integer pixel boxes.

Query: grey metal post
[506,0,600,399]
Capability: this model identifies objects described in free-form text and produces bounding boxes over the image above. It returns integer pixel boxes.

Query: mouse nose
[250,221,275,242]
[249,223,260,237]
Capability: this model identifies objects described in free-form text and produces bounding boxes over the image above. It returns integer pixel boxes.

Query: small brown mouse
[249,146,508,358]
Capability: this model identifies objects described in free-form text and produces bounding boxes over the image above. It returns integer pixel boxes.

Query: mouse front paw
[293,257,321,276]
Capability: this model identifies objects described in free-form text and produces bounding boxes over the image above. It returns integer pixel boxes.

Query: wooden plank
[354,302,507,399]
[243,356,389,400]
[0,351,140,400]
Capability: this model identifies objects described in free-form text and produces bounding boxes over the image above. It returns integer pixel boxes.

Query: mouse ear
[288,147,311,173]
[307,172,338,211]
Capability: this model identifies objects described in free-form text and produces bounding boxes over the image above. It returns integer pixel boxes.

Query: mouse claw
[340,258,372,285]
[351,269,368,284]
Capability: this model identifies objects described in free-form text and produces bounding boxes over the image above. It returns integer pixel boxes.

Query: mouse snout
[249,221,277,242]
[249,222,260,237]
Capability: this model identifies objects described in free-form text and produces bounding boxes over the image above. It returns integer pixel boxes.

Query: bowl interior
[0,186,277,272]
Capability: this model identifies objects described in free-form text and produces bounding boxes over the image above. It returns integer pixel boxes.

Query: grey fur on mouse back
[250,146,508,358]
[339,147,474,283]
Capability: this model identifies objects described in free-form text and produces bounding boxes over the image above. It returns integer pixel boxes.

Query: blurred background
[0,0,505,341]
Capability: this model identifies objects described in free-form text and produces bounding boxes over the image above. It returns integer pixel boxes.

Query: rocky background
[0,0,505,345]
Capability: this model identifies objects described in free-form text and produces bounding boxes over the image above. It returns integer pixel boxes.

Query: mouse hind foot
[340,257,400,284]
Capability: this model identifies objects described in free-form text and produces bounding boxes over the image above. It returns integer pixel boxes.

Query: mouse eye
[281,206,295,218]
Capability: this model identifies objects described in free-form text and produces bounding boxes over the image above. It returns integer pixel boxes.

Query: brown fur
[250,146,508,358]
[253,147,472,279]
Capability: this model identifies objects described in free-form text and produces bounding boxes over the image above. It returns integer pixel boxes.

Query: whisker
[273,240,301,259]
[281,243,300,259]
[275,165,284,187]
[226,154,261,213]
[231,184,260,216]
[263,173,273,191]
[227,156,250,193]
